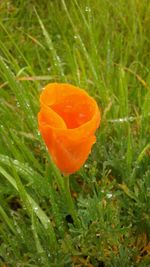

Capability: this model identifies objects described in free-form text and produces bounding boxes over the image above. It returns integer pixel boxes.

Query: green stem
[48,157,65,194]
[48,158,80,227]
[63,175,80,227]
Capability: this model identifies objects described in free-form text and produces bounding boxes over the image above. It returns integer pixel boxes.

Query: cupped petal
[40,83,88,107]
[39,124,96,174]
[38,83,101,174]
[38,106,67,129]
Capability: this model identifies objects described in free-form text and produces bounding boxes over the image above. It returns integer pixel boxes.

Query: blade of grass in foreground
[0,166,57,248]
[0,206,16,235]
[0,56,36,131]
[35,8,66,82]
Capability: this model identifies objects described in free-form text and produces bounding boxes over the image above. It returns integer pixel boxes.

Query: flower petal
[38,83,101,174]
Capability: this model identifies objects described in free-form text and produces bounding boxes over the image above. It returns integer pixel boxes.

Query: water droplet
[106,193,113,199]
[63,104,72,112]
[16,101,20,107]
[48,252,51,258]
[36,130,41,137]
[108,116,136,123]
[84,164,89,168]
[79,113,86,118]
[34,206,38,212]
[66,105,72,108]
[57,34,61,39]
[85,6,91,12]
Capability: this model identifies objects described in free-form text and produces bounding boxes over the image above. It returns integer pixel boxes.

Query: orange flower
[38,83,101,174]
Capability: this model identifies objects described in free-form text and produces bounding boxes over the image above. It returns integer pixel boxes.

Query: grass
[0,0,150,266]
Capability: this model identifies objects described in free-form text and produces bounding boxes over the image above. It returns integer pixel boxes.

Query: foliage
[0,0,150,266]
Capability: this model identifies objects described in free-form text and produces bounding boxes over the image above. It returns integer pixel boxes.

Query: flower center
[51,95,94,129]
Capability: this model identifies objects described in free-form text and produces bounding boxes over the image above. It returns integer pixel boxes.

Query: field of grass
[0,0,150,266]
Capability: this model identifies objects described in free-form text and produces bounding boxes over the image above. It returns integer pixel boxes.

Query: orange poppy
[38,83,101,174]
